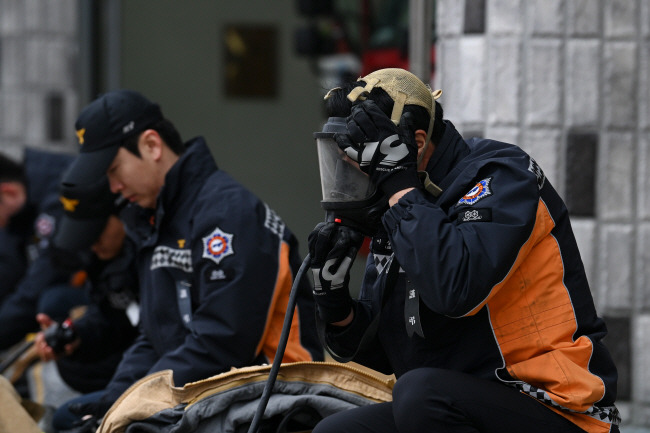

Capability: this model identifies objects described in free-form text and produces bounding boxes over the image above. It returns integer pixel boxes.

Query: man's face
[106,135,162,209]
[0,195,13,228]
[91,215,125,260]
[0,183,27,228]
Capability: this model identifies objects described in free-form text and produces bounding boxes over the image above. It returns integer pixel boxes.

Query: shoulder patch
[35,213,55,238]
[456,177,493,207]
[457,208,492,223]
[202,226,235,265]
[208,268,227,281]
[201,265,233,284]
[528,157,546,190]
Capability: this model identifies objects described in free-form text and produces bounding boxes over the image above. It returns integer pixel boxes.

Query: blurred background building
[0,0,648,430]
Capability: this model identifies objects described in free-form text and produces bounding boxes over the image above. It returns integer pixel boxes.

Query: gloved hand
[308,222,364,324]
[63,415,100,433]
[43,318,78,356]
[334,100,421,197]
[68,398,113,420]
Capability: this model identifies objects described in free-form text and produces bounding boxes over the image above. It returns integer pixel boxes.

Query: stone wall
[0,0,79,160]
[435,0,650,428]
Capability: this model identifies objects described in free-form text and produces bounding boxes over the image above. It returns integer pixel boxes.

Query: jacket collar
[157,137,217,216]
[122,137,218,246]
[424,120,470,187]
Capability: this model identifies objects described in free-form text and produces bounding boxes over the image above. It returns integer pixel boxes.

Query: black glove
[335,100,421,197]
[43,319,77,355]
[68,398,113,420]
[60,415,100,433]
[308,222,364,324]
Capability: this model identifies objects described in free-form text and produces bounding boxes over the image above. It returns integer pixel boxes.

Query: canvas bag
[0,375,44,433]
[98,361,394,433]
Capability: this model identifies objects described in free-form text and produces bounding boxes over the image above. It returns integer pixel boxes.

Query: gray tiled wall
[0,0,79,159]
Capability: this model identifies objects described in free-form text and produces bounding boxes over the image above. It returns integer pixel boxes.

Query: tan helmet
[345,68,442,146]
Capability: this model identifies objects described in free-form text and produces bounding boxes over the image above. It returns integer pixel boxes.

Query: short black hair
[324,80,444,144]
[0,152,26,185]
[121,118,185,157]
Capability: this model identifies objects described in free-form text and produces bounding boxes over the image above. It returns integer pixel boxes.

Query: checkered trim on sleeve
[373,253,406,275]
[373,253,392,275]
[151,246,194,272]
[264,204,285,239]
[513,382,621,425]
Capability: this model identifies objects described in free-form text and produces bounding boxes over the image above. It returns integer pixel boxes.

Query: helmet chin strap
[417,171,443,197]
[418,89,443,166]
[417,141,429,166]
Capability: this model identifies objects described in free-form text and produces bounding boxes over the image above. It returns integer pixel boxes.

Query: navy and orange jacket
[325,121,619,433]
[104,137,321,403]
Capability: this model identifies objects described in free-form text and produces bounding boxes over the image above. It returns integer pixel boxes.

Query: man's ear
[414,129,427,152]
[139,129,164,161]
[414,129,436,170]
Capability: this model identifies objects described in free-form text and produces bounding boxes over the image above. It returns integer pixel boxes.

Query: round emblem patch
[202,226,234,264]
[207,236,227,256]
[35,213,55,238]
[457,177,493,206]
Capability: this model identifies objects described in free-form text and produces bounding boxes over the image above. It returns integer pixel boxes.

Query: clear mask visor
[314,117,376,204]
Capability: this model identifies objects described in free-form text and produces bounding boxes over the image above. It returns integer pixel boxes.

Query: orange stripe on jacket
[256,241,311,363]
[487,199,606,416]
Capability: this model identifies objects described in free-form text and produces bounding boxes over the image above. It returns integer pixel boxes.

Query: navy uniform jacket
[0,148,74,349]
[325,121,619,433]
[104,137,321,403]
[56,238,140,393]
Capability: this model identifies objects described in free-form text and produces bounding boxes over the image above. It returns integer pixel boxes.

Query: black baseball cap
[53,170,123,252]
[65,89,163,186]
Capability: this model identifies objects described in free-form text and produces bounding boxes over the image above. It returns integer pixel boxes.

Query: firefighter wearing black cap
[0,148,85,350]
[61,89,322,425]
[308,68,620,433]
[32,175,139,432]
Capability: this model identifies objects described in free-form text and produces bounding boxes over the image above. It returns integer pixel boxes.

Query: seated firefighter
[57,89,322,426]
[0,148,85,350]
[0,148,74,305]
[308,68,620,433]
[32,174,139,432]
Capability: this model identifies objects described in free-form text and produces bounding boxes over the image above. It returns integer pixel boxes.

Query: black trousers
[313,368,615,433]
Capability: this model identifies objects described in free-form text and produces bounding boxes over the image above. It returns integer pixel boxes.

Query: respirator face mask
[314,69,443,237]
[313,117,388,237]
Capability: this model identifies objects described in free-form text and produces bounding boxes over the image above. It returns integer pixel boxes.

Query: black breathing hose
[247,253,311,433]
